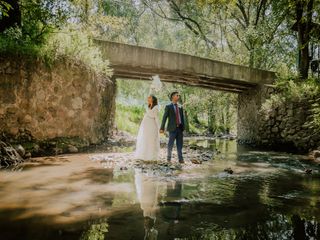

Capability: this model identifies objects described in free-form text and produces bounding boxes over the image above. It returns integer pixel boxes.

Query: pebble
[224,167,234,174]
[88,146,217,177]
[305,169,312,174]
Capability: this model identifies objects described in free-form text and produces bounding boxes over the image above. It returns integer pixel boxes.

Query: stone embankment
[0,56,116,165]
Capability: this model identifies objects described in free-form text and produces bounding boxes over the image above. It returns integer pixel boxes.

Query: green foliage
[116,104,145,135]
[20,0,68,43]
[0,26,45,56]
[131,0,296,71]
[309,99,320,130]
[0,27,113,80]
[80,222,108,240]
[0,0,112,80]
[262,77,319,111]
[48,29,113,77]
[0,0,67,55]
[0,0,12,17]
[275,77,320,101]
[262,77,320,131]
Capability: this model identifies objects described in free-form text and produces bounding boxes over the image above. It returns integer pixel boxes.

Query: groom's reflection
[134,169,159,240]
[160,181,183,237]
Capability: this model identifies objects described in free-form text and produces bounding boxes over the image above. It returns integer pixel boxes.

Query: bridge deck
[95,39,276,93]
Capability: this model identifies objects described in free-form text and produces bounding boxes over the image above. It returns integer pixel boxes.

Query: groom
[160,91,185,163]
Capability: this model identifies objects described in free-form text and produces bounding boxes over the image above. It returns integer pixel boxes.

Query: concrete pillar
[99,76,117,139]
[237,84,274,144]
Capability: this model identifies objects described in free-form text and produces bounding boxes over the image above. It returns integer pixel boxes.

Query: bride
[135,95,160,161]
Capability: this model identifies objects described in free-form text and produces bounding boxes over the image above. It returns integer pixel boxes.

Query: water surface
[0,139,319,240]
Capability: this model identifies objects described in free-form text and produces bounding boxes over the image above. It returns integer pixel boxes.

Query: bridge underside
[112,65,257,93]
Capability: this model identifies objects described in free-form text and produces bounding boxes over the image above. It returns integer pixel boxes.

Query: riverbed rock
[0,141,24,167]
[191,159,202,164]
[224,167,233,174]
[189,145,199,150]
[271,127,279,133]
[313,150,320,158]
[68,145,78,153]
[308,150,320,161]
[14,144,25,158]
[305,168,313,174]
[201,152,213,161]
[33,144,40,152]
[53,147,63,155]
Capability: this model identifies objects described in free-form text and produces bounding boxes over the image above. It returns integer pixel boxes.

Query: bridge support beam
[237,84,274,145]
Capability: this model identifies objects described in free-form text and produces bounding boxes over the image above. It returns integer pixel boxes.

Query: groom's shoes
[167,158,184,164]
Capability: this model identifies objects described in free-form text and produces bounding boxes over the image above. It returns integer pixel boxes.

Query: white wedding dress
[135,105,160,161]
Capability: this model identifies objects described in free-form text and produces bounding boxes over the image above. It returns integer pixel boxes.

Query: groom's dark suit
[160,103,185,162]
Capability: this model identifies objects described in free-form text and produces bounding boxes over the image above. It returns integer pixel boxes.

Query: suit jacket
[160,103,185,132]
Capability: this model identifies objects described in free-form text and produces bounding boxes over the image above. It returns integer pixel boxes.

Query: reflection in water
[0,139,320,239]
[135,169,159,240]
[292,214,320,240]
[80,218,108,240]
[161,181,182,238]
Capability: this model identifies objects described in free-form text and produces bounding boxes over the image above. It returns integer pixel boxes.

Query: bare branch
[236,0,249,27]
[141,0,181,21]
[255,0,267,26]
[230,11,246,29]
[167,0,216,47]
[230,27,251,50]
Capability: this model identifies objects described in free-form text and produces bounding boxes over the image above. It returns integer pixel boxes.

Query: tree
[0,0,69,44]
[0,0,20,33]
[140,0,292,70]
[293,0,315,79]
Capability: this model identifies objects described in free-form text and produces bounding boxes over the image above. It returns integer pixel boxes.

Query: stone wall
[257,97,320,153]
[0,56,116,147]
[238,83,320,153]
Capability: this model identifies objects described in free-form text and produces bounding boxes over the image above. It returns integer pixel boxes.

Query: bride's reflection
[134,169,159,240]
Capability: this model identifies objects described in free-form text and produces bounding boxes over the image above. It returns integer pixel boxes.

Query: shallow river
[0,139,319,240]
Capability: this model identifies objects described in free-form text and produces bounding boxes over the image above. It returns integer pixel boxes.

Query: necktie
[174,104,180,126]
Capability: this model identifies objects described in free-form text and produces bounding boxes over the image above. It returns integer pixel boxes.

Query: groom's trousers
[167,127,183,162]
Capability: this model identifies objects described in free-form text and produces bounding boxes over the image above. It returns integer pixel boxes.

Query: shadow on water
[0,139,320,239]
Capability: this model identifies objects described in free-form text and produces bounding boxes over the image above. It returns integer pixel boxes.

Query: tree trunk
[0,0,21,33]
[184,110,190,133]
[193,114,200,124]
[249,48,255,68]
[296,0,314,80]
[225,98,231,134]
[208,106,216,134]
[83,0,89,25]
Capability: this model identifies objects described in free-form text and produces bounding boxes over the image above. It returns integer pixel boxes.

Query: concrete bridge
[94,39,275,93]
[94,39,277,143]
